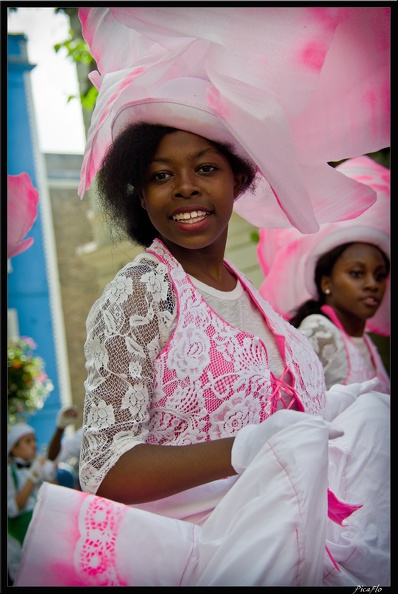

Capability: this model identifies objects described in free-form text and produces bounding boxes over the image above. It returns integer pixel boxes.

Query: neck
[322,304,365,337]
[160,235,235,291]
[188,263,237,291]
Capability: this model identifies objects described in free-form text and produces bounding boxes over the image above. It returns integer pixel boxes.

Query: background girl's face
[140,130,245,256]
[11,432,37,462]
[322,242,388,328]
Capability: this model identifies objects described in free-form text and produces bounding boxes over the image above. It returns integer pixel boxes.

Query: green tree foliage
[54,7,98,111]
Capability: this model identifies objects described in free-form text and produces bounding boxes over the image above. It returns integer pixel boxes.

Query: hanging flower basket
[7,336,54,425]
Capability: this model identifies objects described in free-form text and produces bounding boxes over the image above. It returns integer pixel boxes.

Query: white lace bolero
[297,313,387,390]
[298,315,349,388]
[80,241,325,494]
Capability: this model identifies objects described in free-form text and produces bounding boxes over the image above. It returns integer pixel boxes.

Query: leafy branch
[53,7,98,111]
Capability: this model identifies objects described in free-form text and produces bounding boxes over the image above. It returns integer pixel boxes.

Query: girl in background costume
[257,156,390,392]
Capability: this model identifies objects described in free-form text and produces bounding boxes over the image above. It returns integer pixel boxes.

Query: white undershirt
[352,336,373,369]
[189,276,285,378]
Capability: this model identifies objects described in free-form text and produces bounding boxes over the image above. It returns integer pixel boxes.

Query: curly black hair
[96,122,258,247]
[289,242,390,328]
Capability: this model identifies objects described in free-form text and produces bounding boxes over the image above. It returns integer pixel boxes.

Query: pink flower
[21,336,38,349]
[8,173,39,259]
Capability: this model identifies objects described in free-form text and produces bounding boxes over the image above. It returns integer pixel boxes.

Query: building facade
[7,33,72,446]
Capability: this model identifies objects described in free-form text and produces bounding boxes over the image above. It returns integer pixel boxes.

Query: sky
[8,6,86,154]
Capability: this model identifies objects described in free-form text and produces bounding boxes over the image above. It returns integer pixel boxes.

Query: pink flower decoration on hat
[8,173,39,259]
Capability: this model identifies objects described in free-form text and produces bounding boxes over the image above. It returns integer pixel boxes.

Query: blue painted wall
[8,34,61,449]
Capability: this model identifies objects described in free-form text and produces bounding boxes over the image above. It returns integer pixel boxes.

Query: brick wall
[46,155,99,420]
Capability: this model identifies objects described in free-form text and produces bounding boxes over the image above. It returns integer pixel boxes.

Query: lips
[362,297,380,307]
[171,208,211,224]
[172,210,210,223]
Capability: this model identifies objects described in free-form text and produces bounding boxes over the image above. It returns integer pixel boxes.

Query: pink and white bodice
[80,239,326,495]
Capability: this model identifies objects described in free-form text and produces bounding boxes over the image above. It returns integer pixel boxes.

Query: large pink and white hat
[78,7,390,234]
[257,156,390,335]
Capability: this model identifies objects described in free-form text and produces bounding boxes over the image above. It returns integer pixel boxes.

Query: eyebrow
[344,260,388,270]
[150,147,219,165]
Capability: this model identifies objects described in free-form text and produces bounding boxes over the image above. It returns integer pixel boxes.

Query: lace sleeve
[80,256,176,494]
[297,314,342,370]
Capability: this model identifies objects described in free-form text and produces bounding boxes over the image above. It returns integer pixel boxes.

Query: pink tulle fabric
[77,7,390,233]
[7,173,39,259]
[257,156,390,335]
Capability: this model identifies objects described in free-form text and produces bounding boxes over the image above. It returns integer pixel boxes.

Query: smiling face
[321,242,389,336]
[140,130,246,261]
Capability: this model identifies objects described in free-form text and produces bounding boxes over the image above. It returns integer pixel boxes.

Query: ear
[139,195,147,210]
[320,276,331,295]
[233,174,247,199]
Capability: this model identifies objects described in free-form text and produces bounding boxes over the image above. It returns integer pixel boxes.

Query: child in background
[8,409,82,583]
[7,423,56,583]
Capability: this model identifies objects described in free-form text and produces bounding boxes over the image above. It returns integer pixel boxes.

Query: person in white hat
[257,156,390,392]
[15,7,390,588]
[7,423,56,583]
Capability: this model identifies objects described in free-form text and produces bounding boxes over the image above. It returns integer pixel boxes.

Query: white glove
[324,377,380,422]
[41,459,56,482]
[231,409,344,475]
[56,405,78,429]
[27,457,45,484]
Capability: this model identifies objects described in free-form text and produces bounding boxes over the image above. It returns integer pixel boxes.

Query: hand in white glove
[27,457,45,484]
[231,409,344,475]
[328,377,379,399]
[41,459,56,482]
[56,405,78,430]
[324,377,380,422]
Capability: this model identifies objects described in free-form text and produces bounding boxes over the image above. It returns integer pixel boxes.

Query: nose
[364,272,380,290]
[174,171,200,199]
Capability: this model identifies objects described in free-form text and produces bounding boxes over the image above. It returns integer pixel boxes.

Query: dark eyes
[349,270,388,282]
[349,270,363,278]
[198,164,216,173]
[152,172,170,181]
[151,164,217,182]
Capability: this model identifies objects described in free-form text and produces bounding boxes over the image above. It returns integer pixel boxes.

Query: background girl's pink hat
[77,7,390,234]
[257,156,390,336]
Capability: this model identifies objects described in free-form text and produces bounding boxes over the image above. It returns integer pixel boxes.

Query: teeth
[172,211,208,221]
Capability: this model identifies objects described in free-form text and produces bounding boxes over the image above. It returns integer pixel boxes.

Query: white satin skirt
[15,391,389,586]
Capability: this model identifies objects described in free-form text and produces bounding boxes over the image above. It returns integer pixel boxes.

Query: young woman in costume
[15,7,390,587]
[258,156,390,392]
